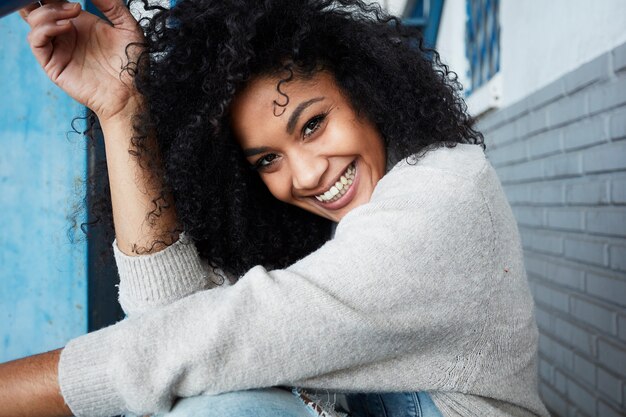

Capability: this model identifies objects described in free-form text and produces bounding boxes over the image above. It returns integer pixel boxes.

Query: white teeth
[315,162,356,203]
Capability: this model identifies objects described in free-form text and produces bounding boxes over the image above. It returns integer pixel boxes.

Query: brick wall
[477,42,626,417]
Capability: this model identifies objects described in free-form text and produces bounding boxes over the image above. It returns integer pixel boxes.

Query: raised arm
[23,0,218,316]
[0,1,179,415]
[22,0,178,254]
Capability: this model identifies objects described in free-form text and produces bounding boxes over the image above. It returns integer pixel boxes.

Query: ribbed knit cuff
[114,233,211,315]
[58,327,127,417]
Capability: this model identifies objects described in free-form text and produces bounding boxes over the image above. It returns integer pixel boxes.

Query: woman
[0,0,549,416]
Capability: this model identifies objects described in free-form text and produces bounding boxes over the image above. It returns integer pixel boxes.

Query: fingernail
[57,19,70,25]
[62,2,77,9]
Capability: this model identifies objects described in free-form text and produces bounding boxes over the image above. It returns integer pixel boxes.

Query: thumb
[90,0,136,30]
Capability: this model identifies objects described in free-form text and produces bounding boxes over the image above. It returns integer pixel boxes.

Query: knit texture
[58,144,549,417]
[114,232,231,316]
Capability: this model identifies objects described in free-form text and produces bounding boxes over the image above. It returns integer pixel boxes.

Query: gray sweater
[58,144,549,417]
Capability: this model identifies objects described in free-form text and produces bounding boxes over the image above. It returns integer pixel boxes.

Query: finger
[19,2,44,20]
[28,19,73,49]
[19,0,67,19]
[26,21,73,69]
[89,0,137,30]
[25,2,80,28]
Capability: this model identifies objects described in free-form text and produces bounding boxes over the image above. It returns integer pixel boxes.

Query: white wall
[436,0,626,108]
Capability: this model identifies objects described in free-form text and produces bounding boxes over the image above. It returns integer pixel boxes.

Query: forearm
[100,110,179,256]
[0,349,72,417]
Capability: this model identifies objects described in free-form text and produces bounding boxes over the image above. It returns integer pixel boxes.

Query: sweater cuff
[114,233,211,314]
[58,328,126,417]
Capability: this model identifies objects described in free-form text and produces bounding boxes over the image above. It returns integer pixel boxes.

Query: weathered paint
[0,11,87,362]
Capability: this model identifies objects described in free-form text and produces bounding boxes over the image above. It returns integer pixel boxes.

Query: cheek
[358,126,385,169]
[329,116,382,155]
[324,119,363,153]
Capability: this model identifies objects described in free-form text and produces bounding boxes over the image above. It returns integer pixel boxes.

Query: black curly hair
[88,0,483,279]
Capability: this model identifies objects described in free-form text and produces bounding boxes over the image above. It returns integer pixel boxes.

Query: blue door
[0,10,88,361]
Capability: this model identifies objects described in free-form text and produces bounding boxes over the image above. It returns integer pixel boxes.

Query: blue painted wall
[0,11,87,362]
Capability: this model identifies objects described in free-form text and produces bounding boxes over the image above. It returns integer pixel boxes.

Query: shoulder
[337,144,494,233]
[387,143,488,181]
[372,144,489,202]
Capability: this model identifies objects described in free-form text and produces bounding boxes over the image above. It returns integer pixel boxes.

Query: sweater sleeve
[113,233,231,316]
[58,160,498,417]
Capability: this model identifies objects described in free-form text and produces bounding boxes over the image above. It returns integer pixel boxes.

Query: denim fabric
[149,388,442,417]
[154,388,318,417]
[344,392,443,417]
[155,388,316,417]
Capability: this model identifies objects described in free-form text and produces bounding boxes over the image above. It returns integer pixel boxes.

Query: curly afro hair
[90,0,483,278]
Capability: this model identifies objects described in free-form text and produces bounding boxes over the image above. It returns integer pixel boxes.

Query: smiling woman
[0,0,551,416]
[231,72,387,222]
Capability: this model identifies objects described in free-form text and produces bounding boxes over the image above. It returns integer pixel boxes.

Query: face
[230,71,386,222]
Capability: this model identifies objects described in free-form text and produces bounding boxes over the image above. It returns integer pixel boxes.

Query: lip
[309,159,360,211]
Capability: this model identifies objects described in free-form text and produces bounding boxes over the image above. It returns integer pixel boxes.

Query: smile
[314,162,356,203]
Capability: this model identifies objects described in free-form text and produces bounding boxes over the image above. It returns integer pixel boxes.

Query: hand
[20,0,144,123]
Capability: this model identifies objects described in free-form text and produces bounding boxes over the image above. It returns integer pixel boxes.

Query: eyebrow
[242,96,326,158]
[286,97,325,134]
[243,146,271,157]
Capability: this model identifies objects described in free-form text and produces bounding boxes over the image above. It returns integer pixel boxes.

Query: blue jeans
[154,388,443,417]
[345,391,443,417]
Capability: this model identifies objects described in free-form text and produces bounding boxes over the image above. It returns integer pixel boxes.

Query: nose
[290,152,327,192]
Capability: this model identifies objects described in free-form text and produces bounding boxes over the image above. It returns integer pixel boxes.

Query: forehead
[230,72,340,140]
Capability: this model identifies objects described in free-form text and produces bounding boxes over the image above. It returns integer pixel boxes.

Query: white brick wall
[477,41,626,417]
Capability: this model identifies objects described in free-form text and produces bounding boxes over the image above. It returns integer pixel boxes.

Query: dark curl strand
[87,0,484,278]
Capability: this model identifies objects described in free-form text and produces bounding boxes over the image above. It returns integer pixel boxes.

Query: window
[465,0,500,93]
[465,0,501,115]
[403,0,445,49]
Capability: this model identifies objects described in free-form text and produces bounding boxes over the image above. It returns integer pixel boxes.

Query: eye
[302,113,327,138]
[253,153,280,171]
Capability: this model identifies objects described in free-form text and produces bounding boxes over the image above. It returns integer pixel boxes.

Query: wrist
[98,100,144,149]
[97,93,144,128]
